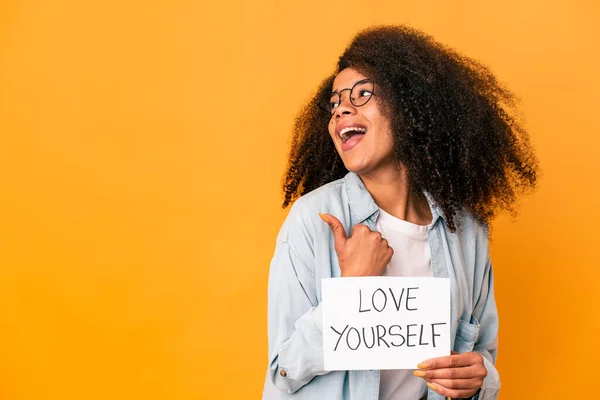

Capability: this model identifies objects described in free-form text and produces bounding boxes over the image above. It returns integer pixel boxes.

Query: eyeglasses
[317,79,375,114]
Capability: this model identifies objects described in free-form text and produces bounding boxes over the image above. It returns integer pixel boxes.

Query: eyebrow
[331,78,368,93]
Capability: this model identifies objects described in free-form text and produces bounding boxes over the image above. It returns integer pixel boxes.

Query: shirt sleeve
[266,239,329,394]
[471,249,500,400]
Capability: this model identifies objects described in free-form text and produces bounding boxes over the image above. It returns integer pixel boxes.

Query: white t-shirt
[376,208,432,400]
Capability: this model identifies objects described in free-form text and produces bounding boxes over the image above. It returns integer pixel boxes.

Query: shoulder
[443,210,491,263]
[457,211,490,243]
[291,177,347,214]
[275,176,347,255]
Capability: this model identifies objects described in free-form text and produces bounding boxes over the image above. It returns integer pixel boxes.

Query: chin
[341,160,372,174]
[341,155,395,176]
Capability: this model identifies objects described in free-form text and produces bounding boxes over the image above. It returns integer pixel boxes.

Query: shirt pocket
[453,316,481,353]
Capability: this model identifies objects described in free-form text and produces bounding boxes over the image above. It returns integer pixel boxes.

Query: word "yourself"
[331,323,447,351]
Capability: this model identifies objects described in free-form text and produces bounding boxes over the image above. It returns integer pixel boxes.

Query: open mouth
[339,126,367,143]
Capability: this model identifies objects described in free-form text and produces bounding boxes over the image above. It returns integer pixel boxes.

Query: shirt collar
[343,171,445,228]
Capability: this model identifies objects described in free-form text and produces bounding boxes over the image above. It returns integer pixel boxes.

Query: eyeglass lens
[328,80,374,113]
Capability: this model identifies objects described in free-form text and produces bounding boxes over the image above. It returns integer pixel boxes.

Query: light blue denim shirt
[263,172,500,400]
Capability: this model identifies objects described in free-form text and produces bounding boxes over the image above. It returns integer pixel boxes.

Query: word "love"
[358,287,419,313]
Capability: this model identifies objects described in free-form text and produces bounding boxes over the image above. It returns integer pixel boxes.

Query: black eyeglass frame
[317,79,376,114]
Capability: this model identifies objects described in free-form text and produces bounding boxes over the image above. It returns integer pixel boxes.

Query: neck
[359,165,432,225]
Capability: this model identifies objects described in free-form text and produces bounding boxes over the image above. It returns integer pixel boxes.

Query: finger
[415,365,480,380]
[381,237,390,248]
[419,352,481,370]
[319,213,348,250]
[426,377,482,390]
[350,223,371,236]
[426,382,478,399]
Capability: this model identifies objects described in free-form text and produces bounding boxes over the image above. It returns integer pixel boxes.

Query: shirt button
[279,370,287,377]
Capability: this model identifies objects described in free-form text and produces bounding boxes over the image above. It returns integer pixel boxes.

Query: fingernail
[426,382,437,391]
[319,213,329,223]
[417,362,429,369]
[413,370,426,377]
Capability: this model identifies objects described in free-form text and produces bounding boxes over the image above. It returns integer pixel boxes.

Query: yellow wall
[0,0,598,398]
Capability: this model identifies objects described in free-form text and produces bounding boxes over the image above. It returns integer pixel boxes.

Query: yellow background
[1,0,598,398]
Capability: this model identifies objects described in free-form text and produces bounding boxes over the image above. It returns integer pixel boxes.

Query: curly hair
[282,25,538,232]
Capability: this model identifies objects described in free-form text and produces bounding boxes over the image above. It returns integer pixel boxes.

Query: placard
[322,277,450,370]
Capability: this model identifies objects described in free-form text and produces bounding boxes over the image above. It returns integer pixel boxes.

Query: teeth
[339,126,367,139]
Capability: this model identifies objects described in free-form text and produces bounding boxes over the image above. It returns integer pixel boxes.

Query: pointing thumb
[319,213,348,250]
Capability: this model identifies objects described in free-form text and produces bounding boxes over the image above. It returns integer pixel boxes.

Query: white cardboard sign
[321,277,450,371]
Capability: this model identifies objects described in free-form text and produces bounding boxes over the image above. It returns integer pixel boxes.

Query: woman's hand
[320,213,393,277]
[414,351,486,398]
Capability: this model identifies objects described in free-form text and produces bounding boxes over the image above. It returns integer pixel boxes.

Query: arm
[415,232,500,400]
[265,210,393,394]
[470,252,500,400]
[266,240,328,394]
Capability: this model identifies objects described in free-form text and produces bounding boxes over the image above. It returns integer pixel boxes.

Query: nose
[334,89,357,118]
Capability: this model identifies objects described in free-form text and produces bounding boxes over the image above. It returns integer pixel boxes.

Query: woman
[262,25,537,400]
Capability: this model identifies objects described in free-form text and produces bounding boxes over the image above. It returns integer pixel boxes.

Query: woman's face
[328,68,395,175]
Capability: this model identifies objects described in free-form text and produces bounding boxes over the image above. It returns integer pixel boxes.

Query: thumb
[319,213,348,250]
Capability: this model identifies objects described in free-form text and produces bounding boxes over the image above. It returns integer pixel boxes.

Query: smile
[339,126,367,143]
